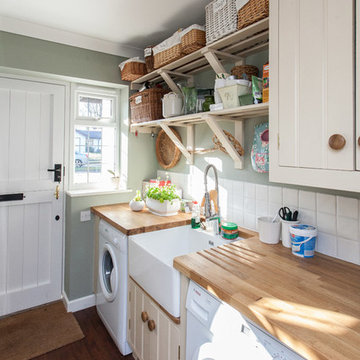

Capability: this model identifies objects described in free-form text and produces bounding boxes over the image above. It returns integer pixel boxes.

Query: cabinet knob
[148,319,156,331]
[328,134,346,150]
[141,311,149,323]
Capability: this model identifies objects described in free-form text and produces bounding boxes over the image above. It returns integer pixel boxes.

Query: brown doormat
[0,301,84,360]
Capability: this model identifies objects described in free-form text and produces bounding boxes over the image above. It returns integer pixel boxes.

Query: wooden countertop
[91,203,191,235]
[174,232,360,360]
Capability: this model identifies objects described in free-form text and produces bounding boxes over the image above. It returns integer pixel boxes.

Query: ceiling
[0,0,211,56]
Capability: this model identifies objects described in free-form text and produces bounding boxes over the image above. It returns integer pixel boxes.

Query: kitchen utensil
[162,92,183,118]
[292,210,299,221]
[278,207,292,221]
[271,213,278,223]
[257,216,281,244]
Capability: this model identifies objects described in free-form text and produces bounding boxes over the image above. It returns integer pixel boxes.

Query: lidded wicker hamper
[119,57,147,82]
[153,30,183,69]
[129,88,169,124]
[237,0,269,30]
[181,25,206,55]
[205,0,237,44]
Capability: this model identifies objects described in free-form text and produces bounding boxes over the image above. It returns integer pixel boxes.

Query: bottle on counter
[191,201,201,229]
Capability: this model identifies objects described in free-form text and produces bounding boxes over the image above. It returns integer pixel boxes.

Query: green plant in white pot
[108,169,120,189]
[145,184,180,216]
[129,190,145,212]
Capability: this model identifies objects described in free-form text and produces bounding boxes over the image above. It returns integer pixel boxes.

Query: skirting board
[62,292,96,313]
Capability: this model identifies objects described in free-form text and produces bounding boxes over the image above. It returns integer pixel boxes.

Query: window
[70,85,119,189]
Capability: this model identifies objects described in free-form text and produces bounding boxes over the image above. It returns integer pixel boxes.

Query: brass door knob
[141,311,149,322]
[148,319,156,331]
[328,134,346,150]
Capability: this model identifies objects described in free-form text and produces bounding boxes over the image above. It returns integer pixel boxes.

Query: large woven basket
[153,30,184,69]
[119,60,147,82]
[205,0,237,44]
[231,65,259,81]
[156,128,182,169]
[144,46,155,73]
[129,88,169,124]
[181,25,206,55]
[237,0,269,30]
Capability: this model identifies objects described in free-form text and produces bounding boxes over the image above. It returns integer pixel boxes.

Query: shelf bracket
[159,70,182,95]
[160,123,194,165]
[202,49,228,75]
[204,115,243,169]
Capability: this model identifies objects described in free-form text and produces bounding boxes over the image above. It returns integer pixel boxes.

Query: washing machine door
[99,243,118,302]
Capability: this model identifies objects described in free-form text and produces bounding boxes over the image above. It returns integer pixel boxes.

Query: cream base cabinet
[127,278,181,360]
[269,0,360,191]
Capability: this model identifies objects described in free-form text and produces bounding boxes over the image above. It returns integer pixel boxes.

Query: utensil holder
[281,219,300,248]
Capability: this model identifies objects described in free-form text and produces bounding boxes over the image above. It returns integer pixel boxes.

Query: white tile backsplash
[337,196,358,219]
[337,237,360,264]
[158,170,360,265]
[316,193,336,214]
[283,188,299,208]
[316,212,336,235]
[299,191,316,210]
[337,216,358,241]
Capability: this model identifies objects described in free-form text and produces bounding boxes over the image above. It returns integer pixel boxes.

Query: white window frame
[69,83,120,190]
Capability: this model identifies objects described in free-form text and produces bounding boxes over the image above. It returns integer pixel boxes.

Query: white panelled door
[0,77,65,316]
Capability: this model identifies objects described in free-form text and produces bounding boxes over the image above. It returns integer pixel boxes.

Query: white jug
[162,92,183,118]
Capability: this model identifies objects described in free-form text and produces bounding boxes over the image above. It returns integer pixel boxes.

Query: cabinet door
[357,0,360,170]
[143,297,158,360]
[127,279,136,352]
[135,282,145,359]
[275,0,354,170]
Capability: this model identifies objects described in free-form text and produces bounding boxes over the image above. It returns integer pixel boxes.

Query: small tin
[221,222,239,240]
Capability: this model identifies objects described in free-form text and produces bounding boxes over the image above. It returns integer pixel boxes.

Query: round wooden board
[156,128,182,169]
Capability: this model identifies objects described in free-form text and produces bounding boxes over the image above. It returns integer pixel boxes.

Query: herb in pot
[146,184,180,204]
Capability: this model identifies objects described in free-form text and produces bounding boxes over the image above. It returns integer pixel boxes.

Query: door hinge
[277,133,280,149]
[178,345,180,360]
[129,318,131,330]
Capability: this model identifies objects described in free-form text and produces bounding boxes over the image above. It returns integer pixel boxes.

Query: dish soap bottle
[191,201,200,229]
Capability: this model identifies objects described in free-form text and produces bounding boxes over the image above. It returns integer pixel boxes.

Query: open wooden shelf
[131,18,269,88]
[130,103,269,130]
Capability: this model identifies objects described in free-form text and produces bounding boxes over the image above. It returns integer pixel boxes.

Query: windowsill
[66,188,132,198]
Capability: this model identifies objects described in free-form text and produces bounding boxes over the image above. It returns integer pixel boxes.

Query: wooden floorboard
[32,306,134,360]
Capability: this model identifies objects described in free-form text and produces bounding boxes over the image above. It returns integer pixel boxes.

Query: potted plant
[145,184,180,216]
[129,190,145,212]
[108,169,120,189]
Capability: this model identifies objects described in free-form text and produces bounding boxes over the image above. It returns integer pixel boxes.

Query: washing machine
[96,220,131,355]
[186,281,305,360]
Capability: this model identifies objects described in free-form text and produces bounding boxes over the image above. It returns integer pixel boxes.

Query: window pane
[78,95,113,119]
[74,125,116,185]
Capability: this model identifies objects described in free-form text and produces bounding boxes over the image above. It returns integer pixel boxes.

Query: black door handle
[47,164,62,183]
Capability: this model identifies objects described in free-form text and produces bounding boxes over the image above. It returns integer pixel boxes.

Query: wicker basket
[153,31,184,69]
[129,88,169,124]
[144,46,155,73]
[231,65,259,81]
[156,128,182,169]
[205,0,237,44]
[181,25,206,55]
[237,0,269,30]
[119,58,147,82]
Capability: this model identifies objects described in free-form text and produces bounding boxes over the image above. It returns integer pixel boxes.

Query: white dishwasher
[186,281,305,360]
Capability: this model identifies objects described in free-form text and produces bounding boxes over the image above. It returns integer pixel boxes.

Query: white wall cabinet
[128,277,181,360]
[269,0,360,191]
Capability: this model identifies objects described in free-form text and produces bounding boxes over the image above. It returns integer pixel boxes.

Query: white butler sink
[128,225,241,318]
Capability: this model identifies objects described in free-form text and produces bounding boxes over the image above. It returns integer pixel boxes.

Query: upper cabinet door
[357,0,360,170]
[275,0,354,171]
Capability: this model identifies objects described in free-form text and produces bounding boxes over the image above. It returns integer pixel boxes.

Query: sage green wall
[0,31,126,83]
[160,50,360,199]
[0,31,158,300]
